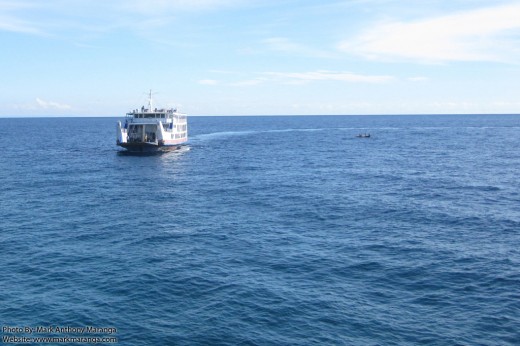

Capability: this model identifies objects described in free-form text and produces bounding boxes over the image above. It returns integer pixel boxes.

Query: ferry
[116,91,188,152]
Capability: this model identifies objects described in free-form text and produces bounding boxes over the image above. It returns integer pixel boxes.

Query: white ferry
[116,91,188,152]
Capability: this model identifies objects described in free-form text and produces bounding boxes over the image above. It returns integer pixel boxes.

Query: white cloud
[229,78,267,86]
[408,76,428,82]
[0,16,42,34]
[198,79,219,85]
[262,37,335,58]
[339,3,520,63]
[263,37,301,52]
[122,0,242,14]
[208,70,394,87]
[36,98,72,110]
[264,70,394,83]
[0,0,244,37]
[199,70,393,87]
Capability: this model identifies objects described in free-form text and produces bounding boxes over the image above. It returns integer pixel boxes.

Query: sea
[1,115,519,345]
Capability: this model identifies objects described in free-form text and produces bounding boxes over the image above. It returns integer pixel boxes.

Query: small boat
[116,91,188,152]
[356,133,370,138]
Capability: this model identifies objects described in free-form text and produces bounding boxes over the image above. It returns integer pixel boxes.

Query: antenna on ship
[146,90,160,112]
[148,89,153,112]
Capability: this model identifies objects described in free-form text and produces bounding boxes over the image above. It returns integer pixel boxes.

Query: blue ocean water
[1,115,519,345]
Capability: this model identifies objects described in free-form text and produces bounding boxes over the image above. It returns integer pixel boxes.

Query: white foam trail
[193,130,257,141]
[192,128,328,142]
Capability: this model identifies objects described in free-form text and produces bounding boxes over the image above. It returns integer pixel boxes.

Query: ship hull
[118,141,186,152]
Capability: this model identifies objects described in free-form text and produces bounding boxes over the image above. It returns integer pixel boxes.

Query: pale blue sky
[2,0,520,116]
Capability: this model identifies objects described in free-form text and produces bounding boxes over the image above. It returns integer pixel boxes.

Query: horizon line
[1,113,520,119]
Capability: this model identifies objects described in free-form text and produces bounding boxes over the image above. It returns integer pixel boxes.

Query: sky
[2,0,520,116]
